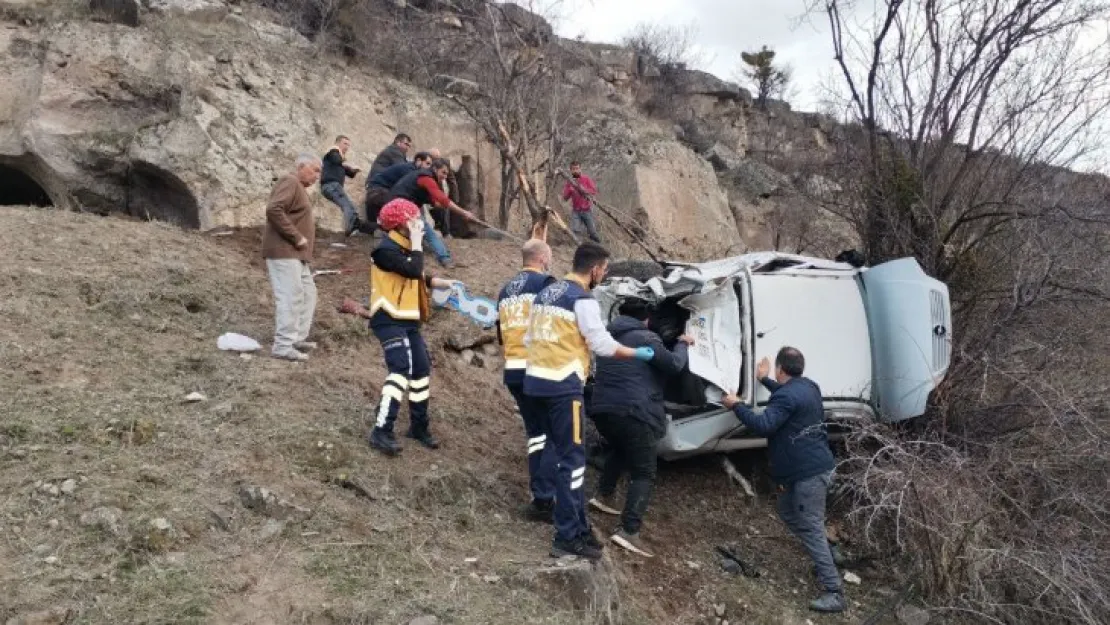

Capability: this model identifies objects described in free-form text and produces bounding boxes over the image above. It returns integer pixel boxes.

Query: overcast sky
[536,0,844,112]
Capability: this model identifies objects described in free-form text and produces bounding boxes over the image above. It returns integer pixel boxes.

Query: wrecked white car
[592,252,952,460]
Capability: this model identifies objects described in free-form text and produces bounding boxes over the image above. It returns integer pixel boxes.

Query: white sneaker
[588,496,621,516]
[294,341,318,352]
[272,349,309,362]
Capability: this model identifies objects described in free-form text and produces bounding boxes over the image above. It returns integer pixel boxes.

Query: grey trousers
[266,258,316,354]
[777,470,841,593]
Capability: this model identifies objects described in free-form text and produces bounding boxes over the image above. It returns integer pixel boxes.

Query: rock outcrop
[0,0,847,255]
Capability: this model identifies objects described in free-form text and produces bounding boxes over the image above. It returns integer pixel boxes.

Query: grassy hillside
[0,207,892,624]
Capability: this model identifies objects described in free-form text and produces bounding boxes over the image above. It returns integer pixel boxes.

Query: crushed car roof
[601,252,860,301]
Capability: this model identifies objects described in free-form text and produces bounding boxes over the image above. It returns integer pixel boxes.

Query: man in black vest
[389,159,475,269]
[365,152,431,234]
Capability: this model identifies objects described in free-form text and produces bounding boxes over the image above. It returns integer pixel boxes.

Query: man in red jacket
[561,161,601,243]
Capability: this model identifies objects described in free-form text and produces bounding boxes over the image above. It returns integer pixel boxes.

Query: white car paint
[595,252,952,459]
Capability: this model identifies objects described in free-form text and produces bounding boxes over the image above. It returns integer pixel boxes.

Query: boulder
[727,159,792,199]
[238,485,313,521]
[897,604,931,625]
[147,0,229,22]
[444,328,495,352]
[704,143,741,172]
[89,0,140,27]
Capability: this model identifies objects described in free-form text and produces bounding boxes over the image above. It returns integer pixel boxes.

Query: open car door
[679,277,744,403]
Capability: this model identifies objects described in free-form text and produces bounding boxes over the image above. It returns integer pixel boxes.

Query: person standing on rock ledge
[524,242,656,560]
[365,198,458,456]
[562,161,601,243]
[497,239,558,523]
[262,153,321,362]
[319,135,364,236]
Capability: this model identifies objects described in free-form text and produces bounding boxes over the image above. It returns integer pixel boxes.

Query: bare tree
[808,1,1110,622]
[621,21,701,68]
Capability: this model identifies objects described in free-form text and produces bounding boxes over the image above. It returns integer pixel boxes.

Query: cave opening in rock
[127,162,201,230]
[0,164,53,207]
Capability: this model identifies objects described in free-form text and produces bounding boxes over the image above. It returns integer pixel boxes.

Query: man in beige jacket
[263,153,321,361]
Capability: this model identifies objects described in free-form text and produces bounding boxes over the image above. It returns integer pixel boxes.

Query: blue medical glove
[633,346,655,362]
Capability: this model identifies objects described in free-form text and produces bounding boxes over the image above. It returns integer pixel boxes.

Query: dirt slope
[0,207,894,624]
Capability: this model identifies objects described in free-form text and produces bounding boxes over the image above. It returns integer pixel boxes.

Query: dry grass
[1,207,891,624]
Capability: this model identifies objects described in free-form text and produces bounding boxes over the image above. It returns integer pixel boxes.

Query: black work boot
[368,428,402,456]
[523,499,554,523]
[583,530,605,551]
[550,536,602,560]
[405,428,440,450]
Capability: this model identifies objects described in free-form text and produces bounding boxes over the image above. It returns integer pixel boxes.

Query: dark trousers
[537,393,589,542]
[371,323,431,434]
[592,412,661,534]
[508,383,557,503]
[364,186,390,229]
[431,206,451,237]
[778,471,841,593]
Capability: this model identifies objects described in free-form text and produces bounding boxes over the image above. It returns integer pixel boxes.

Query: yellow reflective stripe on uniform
[386,373,409,388]
[572,400,582,445]
[368,296,422,320]
[382,385,405,401]
[526,361,587,382]
[504,358,528,370]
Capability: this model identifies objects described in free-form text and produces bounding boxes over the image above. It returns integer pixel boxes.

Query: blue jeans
[571,211,601,243]
[778,471,841,592]
[320,182,359,230]
[423,216,452,264]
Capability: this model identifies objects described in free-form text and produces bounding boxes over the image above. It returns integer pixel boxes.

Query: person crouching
[366,198,457,456]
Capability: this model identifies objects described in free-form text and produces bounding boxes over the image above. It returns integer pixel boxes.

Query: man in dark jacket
[587,298,694,557]
[722,347,845,613]
[365,152,431,234]
[368,133,412,179]
[319,135,363,236]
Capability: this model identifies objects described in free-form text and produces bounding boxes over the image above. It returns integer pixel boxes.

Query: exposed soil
[0,207,903,624]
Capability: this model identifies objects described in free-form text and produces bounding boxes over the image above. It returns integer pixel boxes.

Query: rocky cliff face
[0,0,844,256]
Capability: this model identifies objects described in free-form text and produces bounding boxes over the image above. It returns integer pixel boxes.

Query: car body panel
[859,258,952,421]
[678,278,743,400]
[749,272,873,405]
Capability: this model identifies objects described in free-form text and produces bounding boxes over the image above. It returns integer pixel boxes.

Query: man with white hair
[262,153,321,362]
